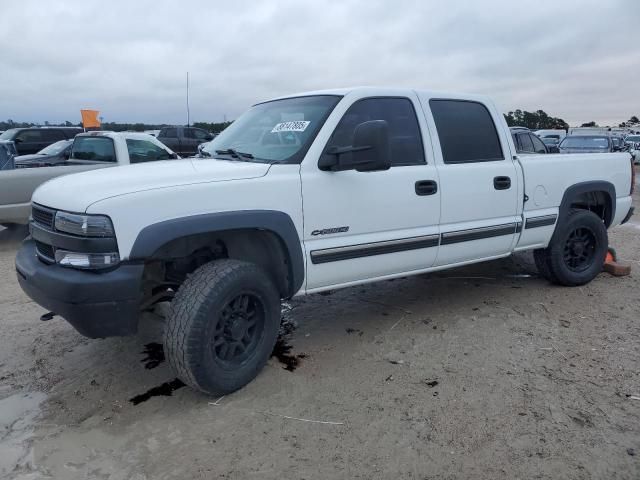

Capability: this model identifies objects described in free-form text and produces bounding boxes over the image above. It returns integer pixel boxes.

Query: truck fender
[129,210,305,295]
[557,181,616,228]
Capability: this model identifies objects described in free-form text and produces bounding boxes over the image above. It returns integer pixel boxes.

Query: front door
[301,93,441,291]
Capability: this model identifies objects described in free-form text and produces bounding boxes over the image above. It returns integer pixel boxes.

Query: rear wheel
[535,209,608,286]
[164,259,281,395]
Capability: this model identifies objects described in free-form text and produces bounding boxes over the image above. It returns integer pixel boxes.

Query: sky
[1,0,638,127]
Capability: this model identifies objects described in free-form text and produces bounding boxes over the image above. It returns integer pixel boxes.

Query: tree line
[2,113,639,134]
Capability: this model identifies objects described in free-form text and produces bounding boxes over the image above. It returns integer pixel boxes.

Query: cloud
[0,0,638,126]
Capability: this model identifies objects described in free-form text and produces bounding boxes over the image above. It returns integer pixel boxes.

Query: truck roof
[75,131,160,141]
[265,86,493,105]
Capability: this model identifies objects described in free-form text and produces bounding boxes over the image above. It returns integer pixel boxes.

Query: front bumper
[16,239,144,338]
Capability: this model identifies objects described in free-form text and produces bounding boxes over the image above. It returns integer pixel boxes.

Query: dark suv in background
[0,127,83,155]
[156,126,214,156]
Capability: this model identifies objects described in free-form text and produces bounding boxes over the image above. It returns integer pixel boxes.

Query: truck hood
[32,158,271,212]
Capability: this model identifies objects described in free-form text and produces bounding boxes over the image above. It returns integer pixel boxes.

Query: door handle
[493,176,511,190]
[415,180,438,196]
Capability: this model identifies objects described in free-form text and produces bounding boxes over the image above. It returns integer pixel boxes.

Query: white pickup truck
[0,131,177,226]
[16,87,635,396]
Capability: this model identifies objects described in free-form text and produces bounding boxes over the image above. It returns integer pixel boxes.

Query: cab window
[325,97,425,166]
[126,139,172,163]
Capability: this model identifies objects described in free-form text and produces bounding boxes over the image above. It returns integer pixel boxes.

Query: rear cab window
[70,136,116,162]
[429,99,504,164]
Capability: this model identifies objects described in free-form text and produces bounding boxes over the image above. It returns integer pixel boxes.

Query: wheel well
[568,190,613,227]
[140,229,293,303]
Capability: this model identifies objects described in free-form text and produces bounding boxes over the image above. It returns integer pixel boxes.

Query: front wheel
[164,259,281,395]
[535,209,608,286]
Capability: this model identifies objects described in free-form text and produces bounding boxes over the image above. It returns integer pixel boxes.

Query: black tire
[164,259,281,395]
[536,209,608,286]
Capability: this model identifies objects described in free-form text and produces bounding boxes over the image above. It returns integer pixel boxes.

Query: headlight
[55,211,115,237]
[54,250,120,269]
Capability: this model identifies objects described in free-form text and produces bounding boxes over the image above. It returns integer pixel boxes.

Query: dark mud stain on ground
[271,304,307,371]
[129,379,185,405]
[272,339,307,372]
[141,342,165,369]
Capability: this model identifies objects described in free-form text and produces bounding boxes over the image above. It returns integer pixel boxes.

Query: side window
[42,130,65,141]
[325,97,425,166]
[161,128,178,138]
[193,129,211,141]
[518,133,535,153]
[184,128,196,139]
[511,133,520,152]
[530,134,547,153]
[16,130,44,143]
[126,139,171,163]
[429,99,504,164]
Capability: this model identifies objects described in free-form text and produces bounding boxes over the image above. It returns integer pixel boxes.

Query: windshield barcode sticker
[271,121,310,133]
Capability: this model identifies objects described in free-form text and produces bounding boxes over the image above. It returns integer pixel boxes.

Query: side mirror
[169,152,179,159]
[318,120,391,172]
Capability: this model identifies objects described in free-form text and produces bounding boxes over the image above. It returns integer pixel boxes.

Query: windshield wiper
[215,148,254,159]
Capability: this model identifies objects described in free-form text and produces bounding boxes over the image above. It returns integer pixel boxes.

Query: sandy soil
[1,195,639,479]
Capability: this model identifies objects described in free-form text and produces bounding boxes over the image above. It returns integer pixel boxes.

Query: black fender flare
[129,210,305,296]
[558,181,616,228]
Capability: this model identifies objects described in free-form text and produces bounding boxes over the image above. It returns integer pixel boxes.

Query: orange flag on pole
[80,109,101,129]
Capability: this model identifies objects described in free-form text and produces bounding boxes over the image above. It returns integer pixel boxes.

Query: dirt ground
[1,194,639,480]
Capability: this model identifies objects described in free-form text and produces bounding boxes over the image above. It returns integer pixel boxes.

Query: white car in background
[624,134,640,163]
[0,131,178,226]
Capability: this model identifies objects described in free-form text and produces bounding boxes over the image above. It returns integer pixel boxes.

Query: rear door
[14,129,46,154]
[422,97,520,266]
[301,93,441,291]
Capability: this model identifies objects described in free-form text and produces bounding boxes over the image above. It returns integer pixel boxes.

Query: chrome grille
[35,240,55,263]
[32,204,55,230]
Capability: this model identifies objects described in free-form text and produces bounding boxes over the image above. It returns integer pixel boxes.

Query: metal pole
[186,72,190,127]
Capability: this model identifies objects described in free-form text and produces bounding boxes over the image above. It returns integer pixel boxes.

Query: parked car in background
[625,134,640,163]
[0,132,178,226]
[541,137,560,153]
[0,127,82,155]
[534,129,567,142]
[0,140,17,171]
[156,126,214,156]
[510,127,548,154]
[14,139,73,168]
[559,135,614,153]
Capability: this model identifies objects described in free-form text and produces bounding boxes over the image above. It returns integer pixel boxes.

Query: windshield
[626,136,640,142]
[202,95,341,163]
[39,139,72,155]
[560,136,609,149]
[70,136,116,162]
[0,129,18,140]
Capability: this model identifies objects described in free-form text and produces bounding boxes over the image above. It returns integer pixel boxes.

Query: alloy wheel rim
[563,227,597,272]
[211,292,265,365]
